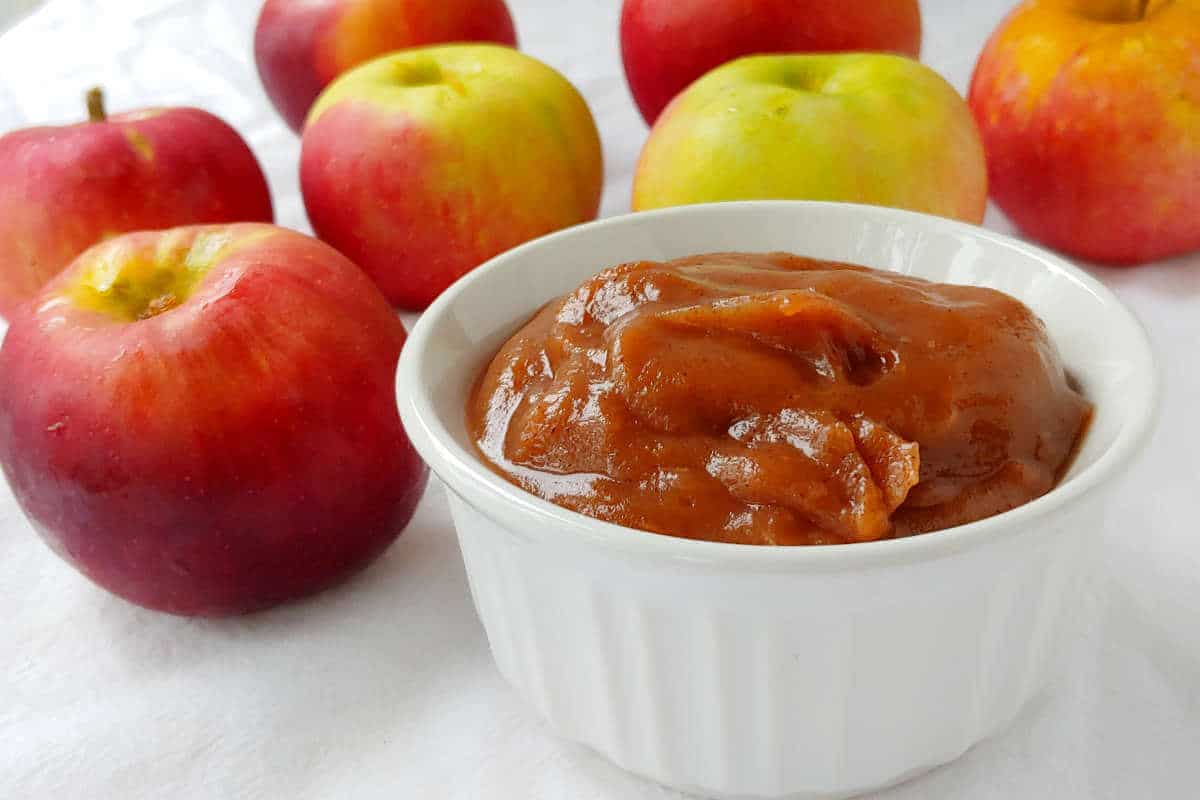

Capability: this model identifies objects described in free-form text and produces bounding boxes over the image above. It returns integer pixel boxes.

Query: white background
[1,1,1197,798]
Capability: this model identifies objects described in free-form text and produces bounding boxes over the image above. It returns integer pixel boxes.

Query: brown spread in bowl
[467,252,1091,545]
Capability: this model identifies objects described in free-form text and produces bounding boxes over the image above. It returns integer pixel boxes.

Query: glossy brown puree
[468,253,1091,545]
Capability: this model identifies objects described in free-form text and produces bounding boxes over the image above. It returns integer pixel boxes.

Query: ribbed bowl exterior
[448,494,1092,799]
[397,202,1155,799]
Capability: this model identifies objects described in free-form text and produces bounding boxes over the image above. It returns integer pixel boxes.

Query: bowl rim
[397,201,1160,573]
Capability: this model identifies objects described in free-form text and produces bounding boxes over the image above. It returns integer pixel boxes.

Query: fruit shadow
[1087,250,1200,300]
[91,481,494,771]
[984,205,1200,301]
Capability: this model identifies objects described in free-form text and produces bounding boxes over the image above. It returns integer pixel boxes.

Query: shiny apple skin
[300,44,603,310]
[969,0,1200,264]
[254,0,518,132]
[633,53,987,224]
[0,107,273,318]
[621,0,922,124]
[0,224,428,616]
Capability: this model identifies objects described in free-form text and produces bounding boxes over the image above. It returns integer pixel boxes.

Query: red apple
[301,44,603,310]
[0,89,273,320]
[254,0,518,132]
[0,224,428,616]
[620,0,923,125]
[968,0,1200,264]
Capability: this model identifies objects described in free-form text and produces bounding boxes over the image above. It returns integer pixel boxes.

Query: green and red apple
[255,0,518,132]
[969,0,1200,264]
[0,90,273,319]
[301,44,604,309]
[0,224,428,617]
[632,53,987,223]
[621,0,923,124]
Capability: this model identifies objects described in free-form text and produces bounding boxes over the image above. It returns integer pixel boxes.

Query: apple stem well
[63,232,240,322]
[86,86,106,122]
[67,261,193,322]
[1083,0,1154,21]
[394,58,443,87]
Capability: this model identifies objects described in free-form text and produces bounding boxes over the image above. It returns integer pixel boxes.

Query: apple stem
[1139,0,1150,18]
[86,87,106,123]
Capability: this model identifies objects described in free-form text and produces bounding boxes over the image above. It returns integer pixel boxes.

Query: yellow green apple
[632,53,987,223]
[301,44,604,309]
[621,0,922,124]
[254,0,518,132]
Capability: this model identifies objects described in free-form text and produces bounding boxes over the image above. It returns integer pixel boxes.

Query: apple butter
[467,252,1091,545]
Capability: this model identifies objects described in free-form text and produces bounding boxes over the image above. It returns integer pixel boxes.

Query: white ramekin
[396,202,1158,799]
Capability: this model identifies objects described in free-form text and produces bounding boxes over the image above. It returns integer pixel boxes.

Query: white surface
[396,201,1157,798]
[0,1,1196,798]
